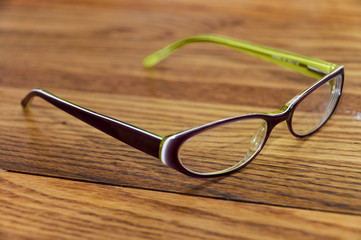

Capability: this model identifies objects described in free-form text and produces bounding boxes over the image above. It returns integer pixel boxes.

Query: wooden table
[0,0,360,239]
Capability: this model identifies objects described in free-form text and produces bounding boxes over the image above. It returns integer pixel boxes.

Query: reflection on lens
[179,118,267,174]
[292,75,342,135]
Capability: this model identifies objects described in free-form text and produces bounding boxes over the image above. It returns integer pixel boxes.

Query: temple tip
[143,56,156,68]
[21,89,44,109]
[21,98,28,108]
[143,46,177,68]
[143,51,164,68]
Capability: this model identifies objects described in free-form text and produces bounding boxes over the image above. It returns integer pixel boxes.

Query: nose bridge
[266,105,292,130]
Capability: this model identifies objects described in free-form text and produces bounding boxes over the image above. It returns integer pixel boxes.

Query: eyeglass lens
[179,118,267,174]
[291,74,342,136]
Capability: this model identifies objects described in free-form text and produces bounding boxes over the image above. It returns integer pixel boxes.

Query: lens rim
[287,69,344,138]
[178,118,268,175]
[160,114,273,178]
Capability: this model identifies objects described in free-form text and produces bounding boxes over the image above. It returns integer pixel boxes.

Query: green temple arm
[143,35,338,79]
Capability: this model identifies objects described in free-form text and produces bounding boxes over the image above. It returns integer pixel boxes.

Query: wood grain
[0,0,361,238]
[2,86,361,215]
[0,171,360,240]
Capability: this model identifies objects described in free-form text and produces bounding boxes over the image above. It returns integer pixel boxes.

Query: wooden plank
[0,0,361,218]
[0,171,360,240]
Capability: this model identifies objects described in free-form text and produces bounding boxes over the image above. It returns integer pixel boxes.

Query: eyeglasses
[22,35,344,178]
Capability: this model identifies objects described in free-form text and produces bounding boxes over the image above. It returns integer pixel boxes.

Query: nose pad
[243,121,267,161]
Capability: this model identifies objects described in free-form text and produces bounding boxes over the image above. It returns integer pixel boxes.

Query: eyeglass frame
[21,35,344,178]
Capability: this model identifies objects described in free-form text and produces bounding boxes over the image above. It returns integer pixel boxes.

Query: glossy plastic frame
[21,35,344,178]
